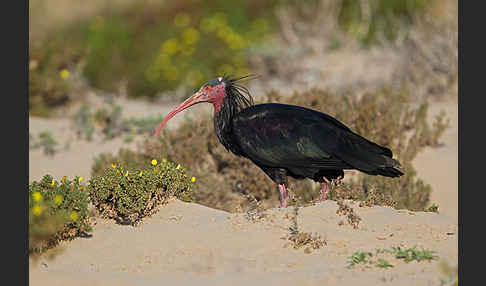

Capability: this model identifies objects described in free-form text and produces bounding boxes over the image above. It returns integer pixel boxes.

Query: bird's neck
[211,84,226,115]
[213,97,242,155]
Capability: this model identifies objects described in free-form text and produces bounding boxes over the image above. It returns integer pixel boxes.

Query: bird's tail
[331,130,405,178]
[339,135,404,178]
[370,156,404,177]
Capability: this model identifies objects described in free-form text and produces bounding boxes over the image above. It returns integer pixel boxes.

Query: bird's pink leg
[318,180,330,201]
[278,184,288,208]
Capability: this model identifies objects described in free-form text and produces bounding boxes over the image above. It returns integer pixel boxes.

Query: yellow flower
[139,171,143,177]
[217,26,233,40]
[78,177,83,183]
[200,17,217,33]
[227,33,246,50]
[32,205,43,216]
[61,176,67,183]
[176,164,181,170]
[54,195,63,205]
[174,12,190,28]
[182,28,200,45]
[161,38,179,55]
[162,65,180,81]
[112,162,117,168]
[60,69,70,80]
[51,179,55,186]
[116,170,121,174]
[125,171,129,177]
[32,192,43,202]
[151,159,158,166]
[155,53,171,67]
[70,211,79,221]
[191,177,196,183]
[180,46,195,57]
[213,12,228,26]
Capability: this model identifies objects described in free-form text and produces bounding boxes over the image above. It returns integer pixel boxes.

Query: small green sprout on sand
[392,246,438,263]
[426,203,439,213]
[347,251,373,268]
[376,258,393,268]
[347,245,438,269]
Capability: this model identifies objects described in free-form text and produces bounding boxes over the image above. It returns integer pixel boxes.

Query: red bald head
[154,77,226,136]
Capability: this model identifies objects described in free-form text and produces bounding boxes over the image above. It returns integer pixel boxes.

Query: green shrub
[72,104,96,141]
[29,131,59,156]
[29,0,436,115]
[29,0,283,115]
[88,159,195,225]
[29,27,84,116]
[91,121,279,212]
[71,100,166,142]
[92,87,448,212]
[81,1,276,97]
[338,0,427,46]
[92,148,148,176]
[29,175,92,255]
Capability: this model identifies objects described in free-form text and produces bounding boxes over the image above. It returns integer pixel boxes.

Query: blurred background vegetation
[29,0,451,116]
[29,0,457,215]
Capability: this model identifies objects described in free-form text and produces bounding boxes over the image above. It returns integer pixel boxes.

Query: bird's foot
[318,181,329,202]
[278,184,288,208]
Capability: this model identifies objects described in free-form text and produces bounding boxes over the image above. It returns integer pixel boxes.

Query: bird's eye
[204,86,212,91]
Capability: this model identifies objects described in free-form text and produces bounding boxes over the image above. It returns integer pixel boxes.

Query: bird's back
[230,103,402,177]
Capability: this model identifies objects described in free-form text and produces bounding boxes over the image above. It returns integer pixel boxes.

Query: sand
[29,89,458,285]
[30,199,457,286]
[413,98,458,220]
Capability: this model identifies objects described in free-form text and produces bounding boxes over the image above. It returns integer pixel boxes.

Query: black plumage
[156,76,403,207]
[215,79,402,184]
[229,103,403,183]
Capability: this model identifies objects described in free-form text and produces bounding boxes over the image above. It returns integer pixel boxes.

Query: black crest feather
[214,74,257,154]
[222,74,256,110]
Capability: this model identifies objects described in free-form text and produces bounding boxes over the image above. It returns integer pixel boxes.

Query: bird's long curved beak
[154,91,205,136]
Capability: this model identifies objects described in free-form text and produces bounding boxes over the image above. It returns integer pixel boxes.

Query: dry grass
[283,206,327,253]
[92,86,449,212]
[336,200,362,229]
[256,0,457,102]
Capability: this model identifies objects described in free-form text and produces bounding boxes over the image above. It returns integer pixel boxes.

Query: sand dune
[29,94,458,285]
[413,98,458,220]
[30,199,457,286]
